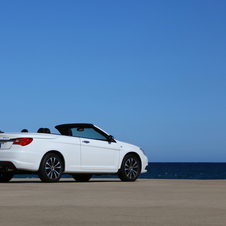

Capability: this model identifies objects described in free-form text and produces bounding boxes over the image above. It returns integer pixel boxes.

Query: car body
[0,123,148,182]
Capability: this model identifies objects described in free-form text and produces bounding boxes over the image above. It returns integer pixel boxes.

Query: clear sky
[1,1,226,162]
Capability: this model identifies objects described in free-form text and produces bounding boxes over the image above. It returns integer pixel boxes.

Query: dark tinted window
[71,127,107,140]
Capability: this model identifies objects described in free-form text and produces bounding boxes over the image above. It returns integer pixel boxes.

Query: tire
[118,154,141,181]
[0,171,14,182]
[72,174,92,182]
[38,153,63,182]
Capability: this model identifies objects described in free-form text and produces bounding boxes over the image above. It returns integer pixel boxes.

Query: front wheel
[118,154,141,181]
[0,171,14,182]
[72,174,92,182]
[38,153,63,182]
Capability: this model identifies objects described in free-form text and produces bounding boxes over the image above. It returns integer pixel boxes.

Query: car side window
[71,127,107,141]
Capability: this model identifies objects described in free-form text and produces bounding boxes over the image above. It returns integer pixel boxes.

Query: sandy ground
[0,178,226,226]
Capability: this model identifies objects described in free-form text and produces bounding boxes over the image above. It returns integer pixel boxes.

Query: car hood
[116,140,140,152]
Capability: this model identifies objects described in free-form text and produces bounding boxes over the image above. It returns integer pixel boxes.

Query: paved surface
[0,178,226,226]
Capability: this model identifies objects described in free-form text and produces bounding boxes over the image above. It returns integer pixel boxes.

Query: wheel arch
[39,150,65,172]
[117,152,142,181]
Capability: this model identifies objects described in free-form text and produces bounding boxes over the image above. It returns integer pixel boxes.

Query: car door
[71,127,120,172]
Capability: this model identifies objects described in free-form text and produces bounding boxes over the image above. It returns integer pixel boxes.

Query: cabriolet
[0,123,148,182]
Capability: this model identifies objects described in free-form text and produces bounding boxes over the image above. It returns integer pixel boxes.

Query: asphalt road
[0,178,226,226]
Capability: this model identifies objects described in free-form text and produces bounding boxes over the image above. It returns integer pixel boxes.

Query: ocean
[14,163,226,180]
[140,162,226,179]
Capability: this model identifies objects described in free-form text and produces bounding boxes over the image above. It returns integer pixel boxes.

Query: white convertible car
[0,123,148,182]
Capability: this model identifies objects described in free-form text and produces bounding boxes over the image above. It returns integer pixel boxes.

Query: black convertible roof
[55,123,94,129]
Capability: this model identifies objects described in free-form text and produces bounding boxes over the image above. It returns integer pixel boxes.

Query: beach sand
[0,178,225,226]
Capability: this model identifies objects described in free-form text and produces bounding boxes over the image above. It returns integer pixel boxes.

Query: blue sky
[0,0,225,162]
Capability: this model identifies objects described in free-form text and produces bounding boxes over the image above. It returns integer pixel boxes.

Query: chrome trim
[0,139,15,142]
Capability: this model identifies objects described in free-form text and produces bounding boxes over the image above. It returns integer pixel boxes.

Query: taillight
[12,138,33,146]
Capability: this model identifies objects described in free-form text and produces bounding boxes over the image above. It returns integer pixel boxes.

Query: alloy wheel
[45,157,62,180]
[124,157,139,179]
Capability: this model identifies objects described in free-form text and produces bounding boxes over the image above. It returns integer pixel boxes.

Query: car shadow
[8,179,122,183]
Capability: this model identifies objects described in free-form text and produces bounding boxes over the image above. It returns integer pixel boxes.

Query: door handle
[82,140,90,144]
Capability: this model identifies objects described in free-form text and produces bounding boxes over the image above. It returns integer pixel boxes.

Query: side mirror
[107,135,115,142]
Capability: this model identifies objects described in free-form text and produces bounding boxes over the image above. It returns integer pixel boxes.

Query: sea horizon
[12,162,226,180]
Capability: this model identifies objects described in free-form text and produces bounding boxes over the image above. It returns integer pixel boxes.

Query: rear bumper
[0,161,37,174]
[0,161,17,172]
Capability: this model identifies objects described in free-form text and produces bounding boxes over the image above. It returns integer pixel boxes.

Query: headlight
[140,148,146,155]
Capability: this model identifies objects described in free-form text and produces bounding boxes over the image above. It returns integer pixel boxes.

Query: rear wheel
[118,154,141,181]
[0,171,14,182]
[72,174,92,182]
[38,153,63,182]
